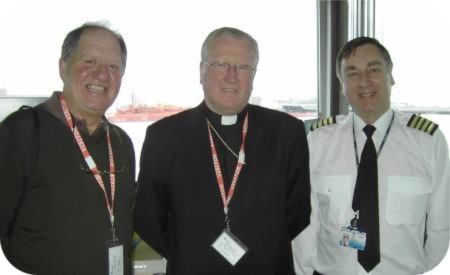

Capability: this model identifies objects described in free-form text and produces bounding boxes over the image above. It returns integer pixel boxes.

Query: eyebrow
[344,65,357,72]
[344,60,384,72]
[367,60,383,67]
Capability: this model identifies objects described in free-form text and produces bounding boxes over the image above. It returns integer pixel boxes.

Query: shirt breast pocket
[313,175,353,225]
[386,176,432,225]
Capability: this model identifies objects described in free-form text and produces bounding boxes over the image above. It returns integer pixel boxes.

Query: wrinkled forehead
[207,35,256,63]
[78,29,121,52]
[72,29,123,64]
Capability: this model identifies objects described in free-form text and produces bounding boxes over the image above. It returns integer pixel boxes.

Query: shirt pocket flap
[312,175,353,225]
[389,176,432,195]
[313,175,353,195]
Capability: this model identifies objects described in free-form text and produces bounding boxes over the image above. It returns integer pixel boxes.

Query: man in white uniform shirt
[293,37,449,275]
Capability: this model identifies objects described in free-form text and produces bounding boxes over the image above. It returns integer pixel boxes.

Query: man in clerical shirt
[134,27,311,275]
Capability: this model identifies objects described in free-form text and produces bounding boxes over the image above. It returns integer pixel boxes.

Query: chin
[85,104,108,113]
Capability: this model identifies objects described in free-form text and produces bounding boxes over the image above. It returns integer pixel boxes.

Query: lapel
[184,104,264,224]
[227,105,259,222]
[184,103,225,209]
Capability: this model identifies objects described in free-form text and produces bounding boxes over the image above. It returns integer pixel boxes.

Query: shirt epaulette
[407,114,439,136]
[310,116,337,131]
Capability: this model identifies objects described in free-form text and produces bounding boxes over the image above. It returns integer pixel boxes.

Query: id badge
[339,226,366,251]
[212,229,248,266]
[107,240,124,275]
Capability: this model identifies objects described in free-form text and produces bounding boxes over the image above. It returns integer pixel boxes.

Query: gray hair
[61,22,127,69]
[201,27,259,67]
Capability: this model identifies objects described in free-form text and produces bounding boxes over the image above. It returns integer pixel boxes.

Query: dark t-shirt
[0,96,135,275]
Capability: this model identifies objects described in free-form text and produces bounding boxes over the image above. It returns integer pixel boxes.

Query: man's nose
[94,64,111,82]
[357,72,371,86]
[224,65,238,82]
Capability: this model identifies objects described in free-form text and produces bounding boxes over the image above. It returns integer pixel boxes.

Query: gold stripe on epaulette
[407,114,438,135]
[310,116,337,131]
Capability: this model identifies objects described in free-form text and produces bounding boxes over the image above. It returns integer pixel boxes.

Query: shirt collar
[43,91,108,137]
[353,108,394,147]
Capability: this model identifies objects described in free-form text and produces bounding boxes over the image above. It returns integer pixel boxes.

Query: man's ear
[199,62,204,85]
[338,78,344,95]
[59,58,67,81]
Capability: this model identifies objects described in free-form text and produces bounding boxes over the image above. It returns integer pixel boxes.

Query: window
[375,1,450,273]
[375,0,450,143]
[0,0,318,165]
[0,1,317,274]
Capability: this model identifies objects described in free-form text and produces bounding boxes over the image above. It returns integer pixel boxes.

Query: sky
[1,0,448,109]
[0,0,317,110]
[1,0,450,274]
[375,0,450,109]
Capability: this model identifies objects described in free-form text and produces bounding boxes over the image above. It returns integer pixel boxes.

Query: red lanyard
[207,113,248,230]
[60,95,117,241]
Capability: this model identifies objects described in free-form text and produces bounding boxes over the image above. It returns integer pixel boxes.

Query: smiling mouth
[359,90,375,98]
[222,88,238,93]
[86,84,106,94]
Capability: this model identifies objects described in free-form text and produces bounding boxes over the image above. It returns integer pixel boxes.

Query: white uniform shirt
[293,109,450,275]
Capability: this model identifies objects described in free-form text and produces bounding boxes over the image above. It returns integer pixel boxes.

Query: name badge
[212,229,248,266]
[107,241,124,275]
[339,226,366,251]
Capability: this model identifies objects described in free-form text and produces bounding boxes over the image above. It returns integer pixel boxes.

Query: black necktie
[352,125,380,272]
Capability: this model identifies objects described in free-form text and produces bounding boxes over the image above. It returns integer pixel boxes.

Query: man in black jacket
[134,27,311,275]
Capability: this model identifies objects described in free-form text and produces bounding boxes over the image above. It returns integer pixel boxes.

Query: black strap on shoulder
[2,106,40,251]
[19,105,40,184]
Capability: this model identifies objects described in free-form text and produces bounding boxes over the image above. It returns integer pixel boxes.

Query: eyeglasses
[79,159,126,176]
[73,128,127,176]
[204,61,256,76]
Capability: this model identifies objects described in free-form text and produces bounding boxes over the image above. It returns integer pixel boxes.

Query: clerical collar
[221,115,237,125]
[202,102,248,127]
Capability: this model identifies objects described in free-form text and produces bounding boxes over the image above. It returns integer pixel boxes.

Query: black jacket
[134,103,311,275]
